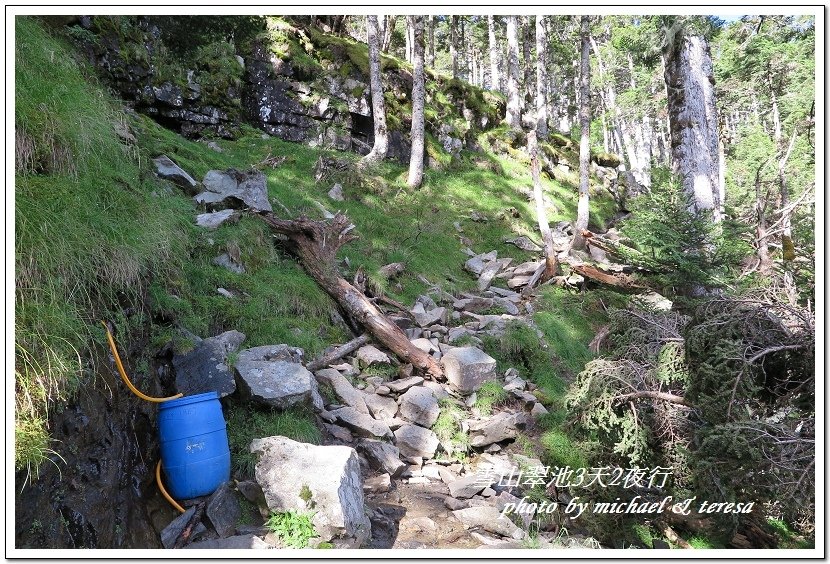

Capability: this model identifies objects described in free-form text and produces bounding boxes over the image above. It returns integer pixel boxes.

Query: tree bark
[488,15,501,91]
[663,29,722,221]
[257,212,443,378]
[359,15,389,167]
[754,160,773,274]
[307,334,371,372]
[572,15,591,250]
[407,15,426,188]
[535,15,549,138]
[528,131,559,279]
[522,16,533,108]
[505,15,522,129]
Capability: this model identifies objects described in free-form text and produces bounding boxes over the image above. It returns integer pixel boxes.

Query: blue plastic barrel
[158,391,230,499]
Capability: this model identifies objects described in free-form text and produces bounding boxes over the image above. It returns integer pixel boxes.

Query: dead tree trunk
[257,212,444,379]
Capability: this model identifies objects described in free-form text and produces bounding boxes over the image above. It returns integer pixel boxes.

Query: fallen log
[257,211,444,379]
[307,334,371,372]
[570,263,647,292]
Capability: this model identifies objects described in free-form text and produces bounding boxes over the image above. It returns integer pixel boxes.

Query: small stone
[217,287,234,298]
[357,439,407,478]
[331,407,393,439]
[530,403,549,418]
[444,496,469,511]
[356,345,391,367]
[197,209,237,230]
[448,474,490,499]
[398,386,439,428]
[385,376,424,393]
[394,424,439,459]
[364,474,392,493]
[206,482,240,538]
[328,183,345,201]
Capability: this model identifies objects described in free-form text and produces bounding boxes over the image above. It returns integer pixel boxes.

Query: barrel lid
[158,391,220,410]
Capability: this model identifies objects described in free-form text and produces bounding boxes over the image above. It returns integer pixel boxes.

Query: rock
[477,261,502,291]
[469,412,530,447]
[481,487,496,497]
[330,407,393,439]
[206,482,241,538]
[161,506,206,549]
[196,209,237,230]
[195,169,272,212]
[153,155,198,193]
[410,338,438,353]
[503,377,526,392]
[464,251,497,276]
[355,345,391,367]
[213,253,245,274]
[237,344,305,365]
[512,260,544,277]
[453,297,495,313]
[422,381,449,401]
[356,439,407,478]
[235,347,322,410]
[315,369,369,414]
[172,330,245,397]
[185,534,273,549]
[448,474,490,499]
[363,393,398,420]
[398,386,439,428]
[217,287,234,298]
[504,236,542,252]
[324,423,354,443]
[236,480,266,507]
[444,496,469,511]
[393,424,440,459]
[441,347,498,394]
[507,275,532,289]
[530,403,549,418]
[414,307,448,328]
[495,299,520,316]
[328,183,345,201]
[511,389,538,408]
[375,385,391,396]
[452,506,524,540]
[250,436,371,546]
[385,376,424,393]
[363,473,391,493]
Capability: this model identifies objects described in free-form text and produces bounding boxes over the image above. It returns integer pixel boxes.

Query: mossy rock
[592,152,622,168]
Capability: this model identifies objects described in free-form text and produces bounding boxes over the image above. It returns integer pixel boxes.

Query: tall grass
[14,17,190,477]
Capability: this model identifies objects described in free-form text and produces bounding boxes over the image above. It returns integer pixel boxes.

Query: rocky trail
[145,155,613,550]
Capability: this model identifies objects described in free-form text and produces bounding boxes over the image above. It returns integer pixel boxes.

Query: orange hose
[156,461,185,513]
[101,321,182,403]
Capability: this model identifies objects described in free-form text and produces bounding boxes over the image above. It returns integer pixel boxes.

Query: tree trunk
[359,15,389,167]
[522,16,533,109]
[450,15,458,79]
[528,131,559,279]
[257,212,443,378]
[754,160,772,275]
[663,30,722,221]
[505,15,522,129]
[573,15,591,250]
[407,15,426,189]
[488,15,501,91]
[427,15,435,68]
[535,15,548,138]
[380,15,396,53]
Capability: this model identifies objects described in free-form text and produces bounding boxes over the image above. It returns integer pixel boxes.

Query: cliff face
[74,16,505,165]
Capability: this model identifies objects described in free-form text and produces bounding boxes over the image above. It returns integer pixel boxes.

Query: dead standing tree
[256,211,444,379]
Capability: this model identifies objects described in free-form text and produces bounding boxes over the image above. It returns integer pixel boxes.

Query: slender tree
[522,16,533,107]
[380,15,396,53]
[535,15,548,137]
[450,15,459,78]
[663,25,721,221]
[505,15,522,129]
[573,15,591,250]
[407,15,426,188]
[359,15,388,167]
[528,130,559,279]
[488,15,501,91]
[427,15,435,67]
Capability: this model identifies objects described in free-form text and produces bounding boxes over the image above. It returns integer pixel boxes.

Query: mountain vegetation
[14,13,815,551]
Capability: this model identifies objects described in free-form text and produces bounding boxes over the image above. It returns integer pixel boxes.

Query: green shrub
[265,510,318,548]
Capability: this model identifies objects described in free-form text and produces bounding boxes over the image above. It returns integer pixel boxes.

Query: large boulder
[234,346,322,410]
[172,330,245,397]
[195,169,272,212]
[251,437,370,546]
[398,386,439,428]
[468,412,530,447]
[393,424,439,459]
[441,347,498,394]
